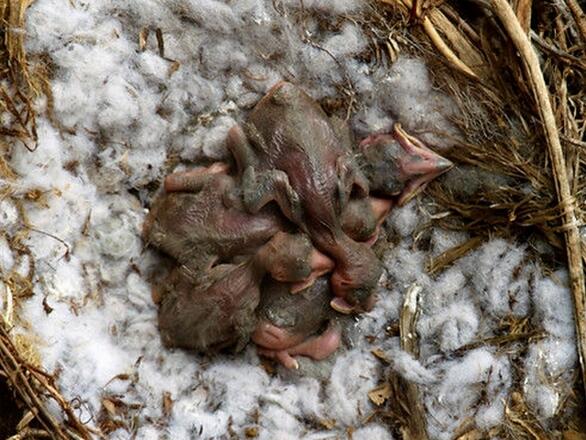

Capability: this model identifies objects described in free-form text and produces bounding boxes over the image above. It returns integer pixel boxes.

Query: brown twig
[564,0,586,44]
[453,330,545,356]
[530,31,586,71]
[0,320,93,439]
[426,236,485,275]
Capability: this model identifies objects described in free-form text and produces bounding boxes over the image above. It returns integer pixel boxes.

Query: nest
[0,0,585,438]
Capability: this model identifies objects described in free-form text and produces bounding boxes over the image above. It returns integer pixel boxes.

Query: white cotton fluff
[523,271,576,420]
[258,404,304,440]
[462,238,532,319]
[429,228,469,256]
[390,349,437,385]
[325,349,380,426]
[352,105,394,136]
[425,349,512,439]
[0,199,20,234]
[0,236,15,273]
[369,58,460,148]
[324,23,368,57]
[388,200,420,238]
[418,301,479,353]
[204,360,270,426]
[532,271,575,340]
[25,0,94,53]
[171,0,239,34]
[357,275,403,336]
[383,244,431,290]
[379,230,566,436]
[282,0,366,14]
[352,424,395,440]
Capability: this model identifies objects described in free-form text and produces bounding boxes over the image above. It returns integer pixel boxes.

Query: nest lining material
[0,0,585,438]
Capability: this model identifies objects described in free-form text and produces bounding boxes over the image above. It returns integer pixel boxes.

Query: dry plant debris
[0,320,93,439]
[0,0,46,150]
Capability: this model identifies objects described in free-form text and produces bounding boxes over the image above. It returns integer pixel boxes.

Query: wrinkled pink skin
[154,231,335,353]
[150,163,387,361]
[147,99,453,363]
[145,163,336,351]
[227,81,382,313]
[252,276,341,369]
[144,163,285,273]
[228,82,452,314]
[341,196,393,246]
[145,163,336,291]
[150,130,450,365]
[359,124,453,206]
[153,192,388,363]
[251,131,452,367]
[324,124,452,315]
[156,257,261,352]
[252,197,390,368]
[254,321,342,369]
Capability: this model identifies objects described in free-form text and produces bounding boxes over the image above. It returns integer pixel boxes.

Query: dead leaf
[318,418,336,430]
[162,391,173,418]
[42,296,53,315]
[371,348,391,364]
[139,28,149,51]
[244,426,259,438]
[167,60,180,78]
[102,398,117,416]
[368,383,392,406]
